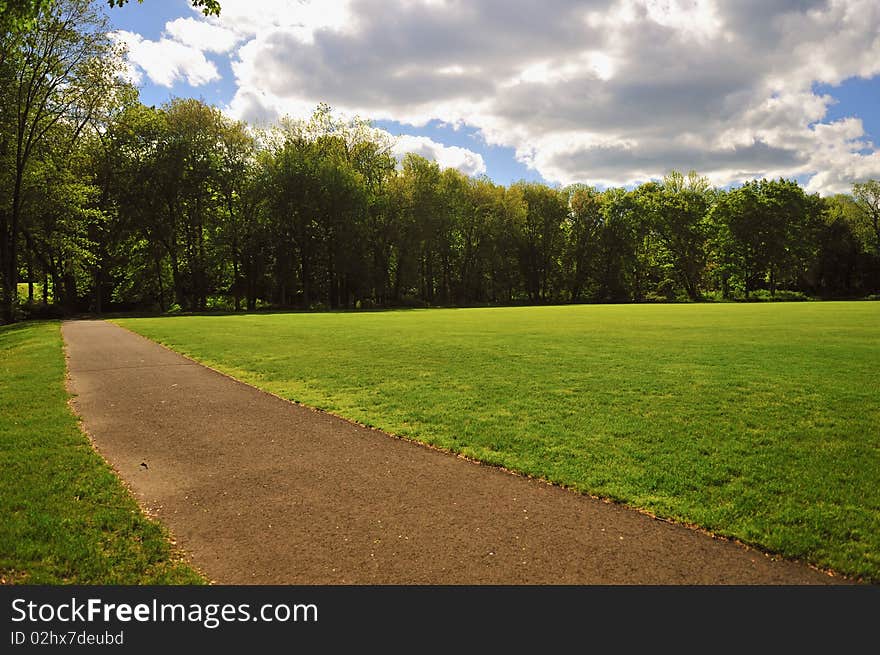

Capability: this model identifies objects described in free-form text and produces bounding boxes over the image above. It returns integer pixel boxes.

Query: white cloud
[391,135,487,176]
[112,30,220,87]
[195,0,356,43]
[804,118,879,194]
[164,17,242,53]
[118,0,880,193]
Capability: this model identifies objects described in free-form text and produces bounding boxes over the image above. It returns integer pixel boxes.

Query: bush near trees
[2,1,879,323]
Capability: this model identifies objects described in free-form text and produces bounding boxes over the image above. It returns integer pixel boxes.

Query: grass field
[0,321,204,584]
[117,303,880,582]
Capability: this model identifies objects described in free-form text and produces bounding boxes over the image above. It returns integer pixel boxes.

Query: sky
[106,0,880,195]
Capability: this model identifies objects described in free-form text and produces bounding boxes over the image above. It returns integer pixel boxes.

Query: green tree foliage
[3,4,879,322]
[20,122,104,314]
[0,0,46,35]
[813,192,880,297]
[0,0,124,322]
[6,95,880,318]
[709,179,825,298]
[563,185,602,302]
[636,171,714,300]
[513,182,567,303]
[261,107,383,309]
[852,180,880,255]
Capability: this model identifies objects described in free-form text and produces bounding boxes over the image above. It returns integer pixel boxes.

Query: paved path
[62,319,837,584]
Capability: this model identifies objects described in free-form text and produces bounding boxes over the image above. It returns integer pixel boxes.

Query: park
[2,0,879,592]
[2,303,877,584]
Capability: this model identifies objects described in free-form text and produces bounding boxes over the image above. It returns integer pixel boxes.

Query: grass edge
[56,320,210,586]
[108,318,864,585]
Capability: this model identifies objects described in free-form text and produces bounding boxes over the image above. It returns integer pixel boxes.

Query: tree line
[2,1,879,323]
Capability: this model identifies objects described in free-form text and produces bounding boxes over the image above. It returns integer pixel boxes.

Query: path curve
[63,319,837,584]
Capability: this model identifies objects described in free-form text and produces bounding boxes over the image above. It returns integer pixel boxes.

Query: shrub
[745,289,812,302]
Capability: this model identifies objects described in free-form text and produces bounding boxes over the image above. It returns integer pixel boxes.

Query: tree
[4,78,878,317]
[813,213,864,297]
[513,182,567,303]
[356,140,397,306]
[215,119,257,311]
[488,185,527,303]
[100,101,173,311]
[637,171,713,300]
[852,180,880,256]
[709,179,822,298]
[0,0,46,36]
[824,193,873,253]
[0,0,124,322]
[262,108,368,308]
[594,188,643,302]
[397,154,442,304]
[456,176,498,304]
[563,185,602,302]
[19,122,103,313]
[151,98,226,311]
[817,191,880,296]
[759,179,823,295]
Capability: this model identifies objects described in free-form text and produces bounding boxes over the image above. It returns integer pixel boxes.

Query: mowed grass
[117,303,880,581]
[0,321,204,584]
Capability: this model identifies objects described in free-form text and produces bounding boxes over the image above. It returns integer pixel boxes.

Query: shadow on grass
[0,319,55,338]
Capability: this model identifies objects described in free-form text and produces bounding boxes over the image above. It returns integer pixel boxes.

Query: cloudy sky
[108,0,880,194]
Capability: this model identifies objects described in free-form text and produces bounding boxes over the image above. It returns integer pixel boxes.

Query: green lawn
[0,321,204,584]
[117,303,880,582]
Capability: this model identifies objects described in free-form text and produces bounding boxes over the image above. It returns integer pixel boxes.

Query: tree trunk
[197,216,207,311]
[227,195,241,311]
[301,255,310,308]
[169,250,184,310]
[392,251,404,303]
[684,274,700,301]
[63,268,77,315]
[93,266,102,314]
[233,257,241,311]
[2,170,24,323]
[154,254,166,313]
[27,254,34,304]
[0,217,10,322]
[246,261,257,311]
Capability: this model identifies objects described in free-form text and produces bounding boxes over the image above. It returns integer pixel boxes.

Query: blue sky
[106,0,880,194]
[814,77,880,149]
[372,120,546,185]
[109,0,237,105]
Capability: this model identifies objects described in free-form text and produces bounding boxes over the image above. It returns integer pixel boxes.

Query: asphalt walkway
[62,319,836,584]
